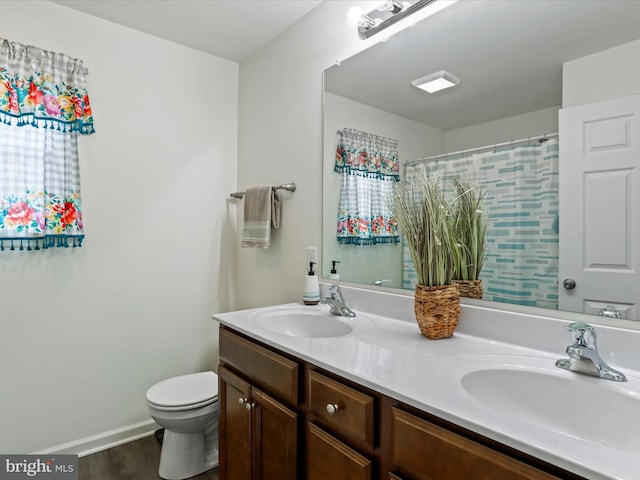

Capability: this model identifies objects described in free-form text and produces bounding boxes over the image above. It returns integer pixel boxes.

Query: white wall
[445,106,560,152]
[563,38,640,107]
[0,1,238,453]
[236,1,390,308]
[322,92,444,288]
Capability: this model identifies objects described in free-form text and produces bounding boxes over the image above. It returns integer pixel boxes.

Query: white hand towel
[241,186,280,248]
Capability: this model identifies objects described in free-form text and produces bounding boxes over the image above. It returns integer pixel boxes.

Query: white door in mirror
[559,94,640,319]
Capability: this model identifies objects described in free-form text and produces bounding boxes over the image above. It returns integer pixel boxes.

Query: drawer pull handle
[326,403,340,415]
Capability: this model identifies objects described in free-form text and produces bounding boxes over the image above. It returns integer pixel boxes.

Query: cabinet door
[391,408,560,480]
[253,388,298,480]
[219,366,252,480]
[307,422,372,480]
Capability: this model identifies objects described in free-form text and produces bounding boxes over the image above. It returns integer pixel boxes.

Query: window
[0,38,94,250]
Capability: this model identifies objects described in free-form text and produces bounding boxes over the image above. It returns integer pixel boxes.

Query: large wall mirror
[322,0,640,325]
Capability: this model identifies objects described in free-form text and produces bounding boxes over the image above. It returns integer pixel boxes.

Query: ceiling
[50,0,323,62]
[324,0,640,131]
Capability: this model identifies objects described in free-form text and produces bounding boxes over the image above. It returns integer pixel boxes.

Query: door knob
[562,278,576,290]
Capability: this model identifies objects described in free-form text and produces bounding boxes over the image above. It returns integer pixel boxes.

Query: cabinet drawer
[308,370,374,450]
[219,327,299,405]
[307,422,372,480]
[391,408,561,480]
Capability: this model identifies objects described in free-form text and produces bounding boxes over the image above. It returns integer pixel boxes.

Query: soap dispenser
[328,260,341,281]
[303,261,320,305]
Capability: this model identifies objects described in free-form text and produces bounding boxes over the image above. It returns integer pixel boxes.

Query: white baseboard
[34,419,160,457]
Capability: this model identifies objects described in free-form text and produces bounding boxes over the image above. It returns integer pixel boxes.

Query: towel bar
[230,183,296,199]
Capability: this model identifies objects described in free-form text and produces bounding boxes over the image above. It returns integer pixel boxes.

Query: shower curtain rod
[404,132,559,167]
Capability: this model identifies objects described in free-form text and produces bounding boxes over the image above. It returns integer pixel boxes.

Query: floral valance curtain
[0,39,94,133]
[0,38,94,251]
[335,128,400,246]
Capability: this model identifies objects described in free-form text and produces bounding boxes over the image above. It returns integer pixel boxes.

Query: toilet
[146,371,219,480]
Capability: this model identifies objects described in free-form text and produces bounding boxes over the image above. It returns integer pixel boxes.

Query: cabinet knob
[245,402,255,411]
[326,403,340,415]
[238,397,247,406]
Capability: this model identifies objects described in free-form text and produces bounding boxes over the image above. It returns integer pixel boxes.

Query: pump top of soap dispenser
[328,260,341,281]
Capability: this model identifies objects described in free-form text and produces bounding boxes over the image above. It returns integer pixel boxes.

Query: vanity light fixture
[411,70,460,93]
[376,1,406,14]
[347,7,377,30]
[352,0,452,40]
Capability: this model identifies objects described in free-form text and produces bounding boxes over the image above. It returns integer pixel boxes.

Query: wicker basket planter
[414,284,461,339]
[453,279,483,299]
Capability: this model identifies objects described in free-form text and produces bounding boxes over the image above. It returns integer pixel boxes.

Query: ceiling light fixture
[411,70,460,93]
[376,1,405,14]
[352,0,454,40]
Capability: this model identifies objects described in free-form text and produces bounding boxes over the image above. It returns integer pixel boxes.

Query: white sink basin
[248,306,354,338]
[452,355,640,452]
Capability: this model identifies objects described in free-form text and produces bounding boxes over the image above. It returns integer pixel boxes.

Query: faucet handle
[566,322,597,349]
[329,284,344,302]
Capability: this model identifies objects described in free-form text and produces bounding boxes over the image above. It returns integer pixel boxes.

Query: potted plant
[451,178,488,299]
[389,171,461,339]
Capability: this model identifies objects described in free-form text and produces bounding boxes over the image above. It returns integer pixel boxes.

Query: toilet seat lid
[146,371,218,408]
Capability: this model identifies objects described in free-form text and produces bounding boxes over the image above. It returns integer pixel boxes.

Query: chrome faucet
[555,322,626,382]
[320,284,356,317]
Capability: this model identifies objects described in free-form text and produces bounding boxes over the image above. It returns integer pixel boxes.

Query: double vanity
[213,284,639,480]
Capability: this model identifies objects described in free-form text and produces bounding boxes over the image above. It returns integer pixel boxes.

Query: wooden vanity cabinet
[307,369,376,479]
[219,366,298,480]
[307,422,372,480]
[390,408,562,480]
[218,325,585,480]
[218,328,300,480]
[308,370,375,451]
[218,366,252,479]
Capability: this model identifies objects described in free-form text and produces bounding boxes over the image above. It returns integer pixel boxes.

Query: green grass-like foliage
[389,172,487,286]
[451,178,488,281]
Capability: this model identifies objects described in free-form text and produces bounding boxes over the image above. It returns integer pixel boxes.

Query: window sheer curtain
[335,128,400,246]
[0,38,94,250]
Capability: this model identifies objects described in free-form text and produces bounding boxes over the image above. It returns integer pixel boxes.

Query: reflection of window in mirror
[334,128,400,245]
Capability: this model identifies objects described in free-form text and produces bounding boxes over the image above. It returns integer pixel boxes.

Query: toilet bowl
[146,371,219,480]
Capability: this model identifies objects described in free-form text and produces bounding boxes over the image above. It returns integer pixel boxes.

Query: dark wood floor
[78,435,219,480]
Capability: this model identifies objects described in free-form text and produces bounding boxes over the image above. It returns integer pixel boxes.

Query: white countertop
[213,284,640,480]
